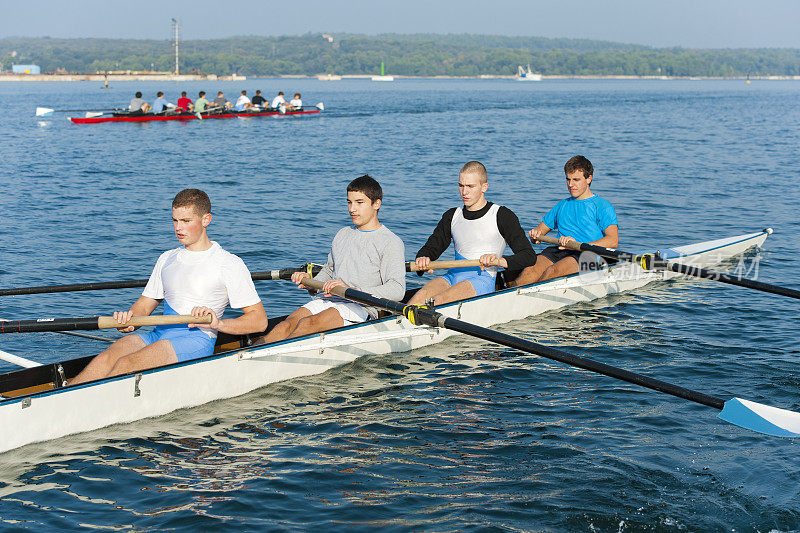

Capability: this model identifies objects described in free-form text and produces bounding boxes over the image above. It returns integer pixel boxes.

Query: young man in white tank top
[70,189,268,385]
[408,161,536,306]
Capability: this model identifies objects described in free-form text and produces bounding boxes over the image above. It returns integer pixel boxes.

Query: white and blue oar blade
[315,102,324,111]
[35,107,55,117]
[719,398,800,437]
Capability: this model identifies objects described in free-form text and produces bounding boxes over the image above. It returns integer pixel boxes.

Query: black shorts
[540,246,582,264]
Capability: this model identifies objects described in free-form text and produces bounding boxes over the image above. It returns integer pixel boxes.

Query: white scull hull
[0,230,770,453]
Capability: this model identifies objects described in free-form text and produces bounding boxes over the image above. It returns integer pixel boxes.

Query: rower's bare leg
[407,277,451,305]
[256,307,312,344]
[106,340,178,378]
[287,308,344,339]
[508,256,554,287]
[70,335,145,385]
[539,257,580,282]
[427,279,477,306]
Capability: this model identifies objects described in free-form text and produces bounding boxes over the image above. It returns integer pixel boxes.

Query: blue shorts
[135,323,216,363]
[440,267,496,296]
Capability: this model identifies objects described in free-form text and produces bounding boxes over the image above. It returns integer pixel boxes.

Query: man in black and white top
[408,161,536,306]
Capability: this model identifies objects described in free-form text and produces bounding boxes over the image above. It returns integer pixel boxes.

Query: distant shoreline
[1,73,799,82]
[0,73,245,82]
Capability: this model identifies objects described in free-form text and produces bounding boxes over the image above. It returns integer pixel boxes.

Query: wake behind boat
[0,229,774,453]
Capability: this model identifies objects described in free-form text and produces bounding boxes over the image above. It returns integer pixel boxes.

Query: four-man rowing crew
[35,89,324,124]
[1,158,799,452]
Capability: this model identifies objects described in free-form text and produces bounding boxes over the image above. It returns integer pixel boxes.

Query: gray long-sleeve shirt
[314,225,406,315]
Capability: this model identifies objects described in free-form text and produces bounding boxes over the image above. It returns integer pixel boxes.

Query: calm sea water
[1,78,800,531]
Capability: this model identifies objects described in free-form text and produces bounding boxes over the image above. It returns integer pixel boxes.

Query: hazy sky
[2,0,799,48]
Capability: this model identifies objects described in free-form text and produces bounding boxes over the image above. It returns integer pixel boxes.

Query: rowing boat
[68,106,322,124]
[0,229,770,452]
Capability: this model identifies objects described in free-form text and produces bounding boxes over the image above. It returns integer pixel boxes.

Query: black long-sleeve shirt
[415,202,536,276]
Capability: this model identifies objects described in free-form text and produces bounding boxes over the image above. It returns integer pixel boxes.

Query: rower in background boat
[70,189,268,385]
[233,90,253,111]
[270,91,287,111]
[408,161,536,306]
[176,91,194,112]
[286,93,303,111]
[194,91,209,113]
[151,91,174,114]
[128,91,151,115]
[251,90,267,107]
[210,91,231,111]
[255,175,406,344]
[508,155,619,286]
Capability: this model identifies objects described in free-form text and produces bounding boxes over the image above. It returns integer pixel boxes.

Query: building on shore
[12,64,40,74]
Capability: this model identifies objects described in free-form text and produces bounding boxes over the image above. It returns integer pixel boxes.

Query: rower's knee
[510,265,541,286]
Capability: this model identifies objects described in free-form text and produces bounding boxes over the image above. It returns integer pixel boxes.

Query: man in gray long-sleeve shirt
[256,175,406,344]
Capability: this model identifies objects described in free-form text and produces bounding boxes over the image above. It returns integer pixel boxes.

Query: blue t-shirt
[151,97,167,113]
[542,195,618,243]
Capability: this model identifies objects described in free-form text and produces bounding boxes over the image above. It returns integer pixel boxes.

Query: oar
[0,317,113,344]
[0,348,41,368]
[36,107,120,117]
[300,278,800,438]
[0,264,322,296]
[0,314,212,334]
[406,258,501,272]
[537,232,800,300]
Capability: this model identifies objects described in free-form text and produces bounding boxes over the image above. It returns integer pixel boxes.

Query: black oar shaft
[302,280,726,411]
[0,279,149,296]
[541,234,800,301]
[0,265,322,296]
[0,317,101,333]
[663,262,800,300]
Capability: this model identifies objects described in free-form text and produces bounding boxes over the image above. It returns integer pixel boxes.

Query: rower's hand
[558,236,576,250]
[113,310,136,333]
[479,254,507,269]
[291,271,310,288]
[322,279,349,296]
[529,228,542,244]
[415,256,433,274]
[189,306,219,329]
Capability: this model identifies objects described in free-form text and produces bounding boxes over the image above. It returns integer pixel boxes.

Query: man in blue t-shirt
[509,155,619,285]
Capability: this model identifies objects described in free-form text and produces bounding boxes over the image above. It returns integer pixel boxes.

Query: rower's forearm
[590,235,619,248]
[217,313,268,335]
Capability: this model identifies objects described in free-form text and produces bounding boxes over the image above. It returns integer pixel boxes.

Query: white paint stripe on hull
[0,230,770,453]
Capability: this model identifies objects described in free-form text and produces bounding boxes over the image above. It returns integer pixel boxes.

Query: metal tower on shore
[171,19,179,75]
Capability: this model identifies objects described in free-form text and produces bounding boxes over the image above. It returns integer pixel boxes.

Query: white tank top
[451,204,506,277]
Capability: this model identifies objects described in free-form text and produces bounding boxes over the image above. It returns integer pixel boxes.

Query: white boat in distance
[517,64,542,81]
[0,230,770,453]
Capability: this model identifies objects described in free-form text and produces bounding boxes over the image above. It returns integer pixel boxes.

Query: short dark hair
[135,91,142,98]
[278,91,284,96]
[564,155,594,178]
[241,90,246,95]
[181,91,187,96]
[347,175,382,204]
[199,91,205,97]
[157,91,164,97]
[172,189,211,216]
[256,90,261,94]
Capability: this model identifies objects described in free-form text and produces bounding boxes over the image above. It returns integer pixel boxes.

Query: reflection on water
[1,79,799,530]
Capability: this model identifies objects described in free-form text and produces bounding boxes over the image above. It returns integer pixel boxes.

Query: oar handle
[535,234,582,251]
[301,278,348,299]
[96,314,212,330]
[406,259,501,272]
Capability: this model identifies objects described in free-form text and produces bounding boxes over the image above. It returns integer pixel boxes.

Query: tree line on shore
[2,33,799,77]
